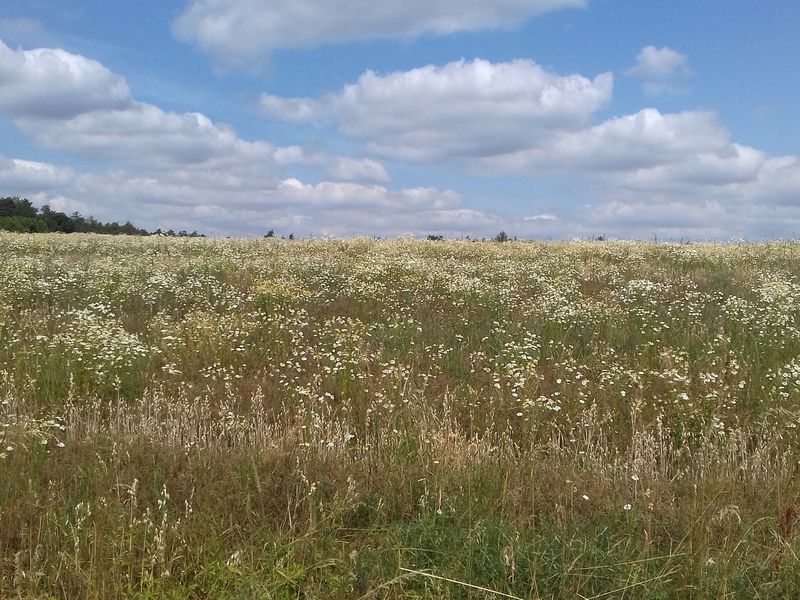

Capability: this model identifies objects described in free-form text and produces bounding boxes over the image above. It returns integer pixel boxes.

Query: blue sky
[1,0,800,238]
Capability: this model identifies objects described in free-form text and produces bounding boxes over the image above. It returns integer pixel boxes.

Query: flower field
[3,233,800,598]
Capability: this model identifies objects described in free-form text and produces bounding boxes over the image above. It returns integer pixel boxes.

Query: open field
[3,233,800,598]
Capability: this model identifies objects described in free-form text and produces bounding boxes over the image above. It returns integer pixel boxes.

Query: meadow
[3,233,800,598]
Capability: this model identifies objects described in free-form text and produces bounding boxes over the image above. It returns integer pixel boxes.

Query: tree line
[0,197,204,237]
[3,195,523,241]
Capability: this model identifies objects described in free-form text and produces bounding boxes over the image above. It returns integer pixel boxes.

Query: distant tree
[427,234,444,241]
[17,198,37,217]
[0,216,48,233]
[0,198,15,217]
[42,209,76,233]
[264,229,275,238]
[0,197,38,218]
[493,231,509,243]
[288,233,295,240]
[0,196,197,237]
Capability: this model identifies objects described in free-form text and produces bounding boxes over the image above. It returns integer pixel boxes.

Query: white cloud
[8,144,800,241]
[262,59,613,161]
[15,161,487,237]
[20,105,391,184]
[272,178,459,211]
[576,199,733,238]
[264,57,763,198]
[627,45,690,95]
[323,157,390,183]
[475,108,774,200]
[0,38,131,118]
[18,103,277,167]
[0,38,389,185]
[0,154,74,193]
[273,148,390,183]
[173,0,585,67]
[479,109,743,173]
[471,105,800,239]
[744,157,800,206]
[570,195,800,241]
[524,213,558,221]
[614,143,766,190]
[260,95,321,123]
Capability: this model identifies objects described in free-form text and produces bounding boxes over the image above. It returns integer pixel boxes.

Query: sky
[1,1,800,239]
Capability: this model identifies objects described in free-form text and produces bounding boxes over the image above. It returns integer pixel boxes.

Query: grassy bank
[3,233,800,598]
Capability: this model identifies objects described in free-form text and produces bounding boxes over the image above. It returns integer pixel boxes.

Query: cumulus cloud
[626,45,691,95]
[261,59,761,198]
[524,213,558,221]
[9,143,800,241]
[273,148,390,183]
[0,39,446,235]
[0,38,132,118]
[569,193,800,241]
[17,103,279,168]
[614,144,766,191]
[261,59,613,161]
[19,106,391,184]
[173,0,585,67]
[0,38,389,186]
[260,95,322,123]
[466,102,800,240]
[322,157,390,183]
[271,178,460,211]
[744,157,800,206]
[0,154,74,193]
[478,109,746,173]
[8,156,487,237]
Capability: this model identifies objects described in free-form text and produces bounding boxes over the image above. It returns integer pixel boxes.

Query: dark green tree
[493,231,509,243]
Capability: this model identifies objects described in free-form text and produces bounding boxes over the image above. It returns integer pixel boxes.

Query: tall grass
[2,233,800,597]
